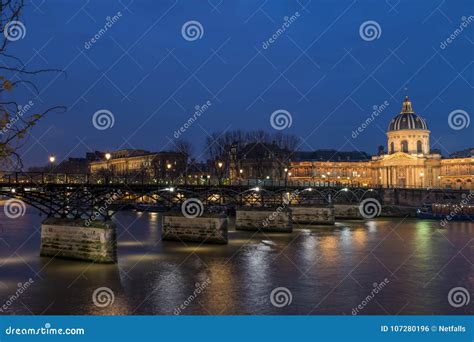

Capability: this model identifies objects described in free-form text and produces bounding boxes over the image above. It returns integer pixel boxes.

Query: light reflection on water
[0,208,472,315]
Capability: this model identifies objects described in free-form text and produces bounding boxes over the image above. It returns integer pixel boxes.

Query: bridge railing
[0,171,381,188]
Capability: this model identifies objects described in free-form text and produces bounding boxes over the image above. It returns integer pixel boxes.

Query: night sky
[8,0,474,167]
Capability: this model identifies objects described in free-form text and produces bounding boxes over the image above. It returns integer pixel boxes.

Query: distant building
[229,142,291,182]
[89,149,186,182]
[290,97,473,189]
[449,148,474,159]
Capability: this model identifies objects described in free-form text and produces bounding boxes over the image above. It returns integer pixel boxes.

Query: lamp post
[48,155,56,183]
[284,168,288,188]
[167,163,172,185]
[239,169,243,185]
[217,161,223,186]
[105,153,111,184]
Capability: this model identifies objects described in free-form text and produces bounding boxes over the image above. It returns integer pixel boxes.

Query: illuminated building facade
[290,97,473,190]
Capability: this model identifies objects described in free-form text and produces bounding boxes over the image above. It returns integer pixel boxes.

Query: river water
[0,207,473,315]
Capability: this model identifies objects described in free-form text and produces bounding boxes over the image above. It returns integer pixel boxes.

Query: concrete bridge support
[40,219,117,263]
[291,206,335,225]
[235,208,292,232]
[162,213,228,244]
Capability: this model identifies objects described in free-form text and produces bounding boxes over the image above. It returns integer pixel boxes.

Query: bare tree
[0,0,66,170]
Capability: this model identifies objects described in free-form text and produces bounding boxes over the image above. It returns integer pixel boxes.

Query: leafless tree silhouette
[0,0,66,170]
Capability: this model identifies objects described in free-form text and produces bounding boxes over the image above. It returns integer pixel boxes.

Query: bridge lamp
[105,153,111,160]
[167,163,172,169]
[11,188,16,193]
[239,169,243,174]
[266,176,270,180]
[217,162,223,168]
[48,155,56,163]
[284,168,288,173]
[288,172,292,176]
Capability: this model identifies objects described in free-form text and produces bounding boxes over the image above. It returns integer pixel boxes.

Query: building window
[401,140,408,153]
[390,142,394,154]
[417,140,423,153]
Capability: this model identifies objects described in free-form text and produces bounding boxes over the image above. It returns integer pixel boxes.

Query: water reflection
[0,208,472,315]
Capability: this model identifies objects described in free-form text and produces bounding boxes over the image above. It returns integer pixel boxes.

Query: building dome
[388,96,428,131]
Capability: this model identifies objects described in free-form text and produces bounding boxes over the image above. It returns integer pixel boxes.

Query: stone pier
[334,204,363,219]
[235,207,292,232]
[291,206,335,225]
[40,218,117,263]
[162,213,228,244]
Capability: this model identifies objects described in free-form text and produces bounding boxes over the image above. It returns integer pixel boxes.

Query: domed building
[289,96,473,190]
[371,96,442,188]
[387,96,429,155]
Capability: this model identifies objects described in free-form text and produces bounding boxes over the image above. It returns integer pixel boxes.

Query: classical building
[89,149,186,182]
[290,97,473,190]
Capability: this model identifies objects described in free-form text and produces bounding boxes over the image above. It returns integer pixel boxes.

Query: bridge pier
[291,206,335,225]
[235,208,292,232]
[334,204,363,219]
[162,213,228,244]
[40,218,117,263]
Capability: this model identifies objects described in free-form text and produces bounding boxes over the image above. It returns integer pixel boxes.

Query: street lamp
[166,163,172,184]
[217,161,223,185]
[104,153,112,184]
[48,155,56,182]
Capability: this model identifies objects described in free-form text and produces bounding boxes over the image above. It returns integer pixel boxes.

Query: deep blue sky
[8,0,474,167]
